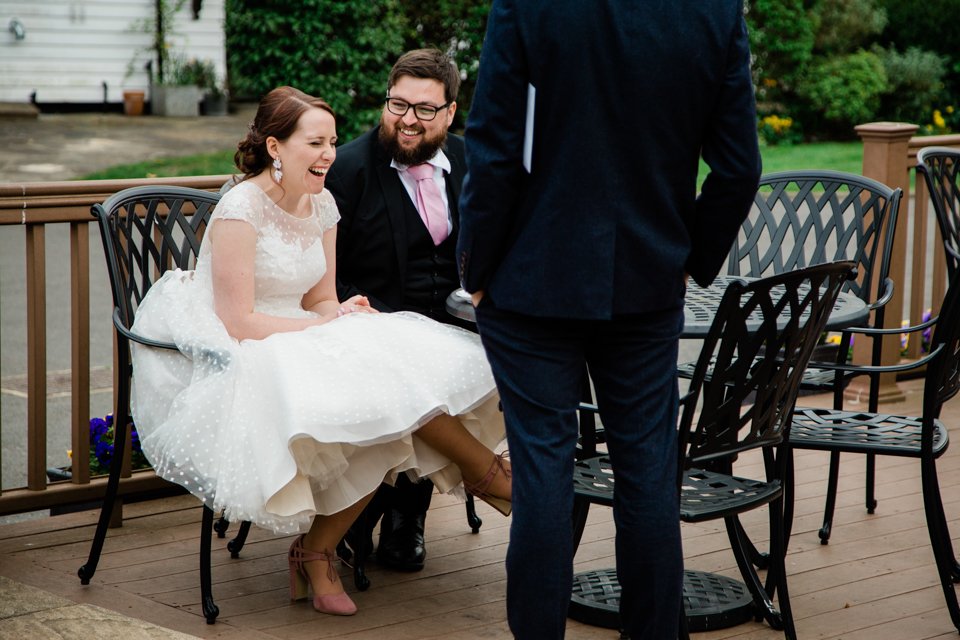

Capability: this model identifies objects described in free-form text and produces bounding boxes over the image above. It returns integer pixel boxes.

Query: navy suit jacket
[458,0,762,320]
[326,127,467,312]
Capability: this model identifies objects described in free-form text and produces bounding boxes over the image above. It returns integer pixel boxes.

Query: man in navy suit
[326,49,467,572]
[458,2,762,637]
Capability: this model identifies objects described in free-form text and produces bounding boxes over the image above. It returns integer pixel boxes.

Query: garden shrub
[224,0,407,142]
[797,50,887,134]
[875,46,947,124]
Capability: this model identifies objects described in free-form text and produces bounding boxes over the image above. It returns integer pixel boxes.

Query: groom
[325,48,466,571]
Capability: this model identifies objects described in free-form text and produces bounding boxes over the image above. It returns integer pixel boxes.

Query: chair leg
[200,505,220,624]
[571,494,591,552]
[865,453,877,514]
[337,490,385,592]
[228,521,252,558]
[725,515,783,632]
[214,514,231,538]
[782,446,797,550]
[78,409,131,585]
[922,457,960,632]
[818,451,841,544]
[465,494,483,533]
[768,498,797,640]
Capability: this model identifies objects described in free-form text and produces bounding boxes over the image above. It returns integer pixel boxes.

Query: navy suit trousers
[475,301,684,639]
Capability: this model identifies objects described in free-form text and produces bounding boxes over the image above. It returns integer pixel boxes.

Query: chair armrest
[113,308,177,351]
[113,307,231,370]
[837,312,938,337]
[805,342,943,375]
[866,277,895,312]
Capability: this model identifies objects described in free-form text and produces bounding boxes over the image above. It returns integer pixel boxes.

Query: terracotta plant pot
[123,90,146,116]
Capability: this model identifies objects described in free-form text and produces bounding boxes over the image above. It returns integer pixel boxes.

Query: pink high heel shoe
[288,535,357,616]
[465,451,512,516]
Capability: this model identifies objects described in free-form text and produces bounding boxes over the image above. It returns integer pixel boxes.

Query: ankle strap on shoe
[290,535,337,582]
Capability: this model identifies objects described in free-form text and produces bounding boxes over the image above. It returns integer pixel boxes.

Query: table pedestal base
[568,568,754,632]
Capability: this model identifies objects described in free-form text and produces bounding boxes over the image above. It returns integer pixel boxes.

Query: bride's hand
[337,295,378,316]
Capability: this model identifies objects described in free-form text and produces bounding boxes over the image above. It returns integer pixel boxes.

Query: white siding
[0,0,225,104]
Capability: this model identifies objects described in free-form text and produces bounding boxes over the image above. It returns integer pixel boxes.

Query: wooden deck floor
[3,378,960,639]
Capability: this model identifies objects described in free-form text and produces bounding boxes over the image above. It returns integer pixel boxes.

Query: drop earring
[272,156,283,184]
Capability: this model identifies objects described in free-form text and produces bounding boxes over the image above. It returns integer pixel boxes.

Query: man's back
[459,0,761,318]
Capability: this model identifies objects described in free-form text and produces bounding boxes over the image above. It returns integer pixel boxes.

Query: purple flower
[94,439,115,469]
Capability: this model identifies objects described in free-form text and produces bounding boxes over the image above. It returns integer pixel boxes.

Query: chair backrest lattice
[92,186,219,332]
[728,170,901,307]
[917,147,960,286]
[680,261,857,466]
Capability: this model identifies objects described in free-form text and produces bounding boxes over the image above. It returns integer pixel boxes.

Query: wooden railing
[850,125,960,403]
[1,125,959,518]
[0,175,229,518]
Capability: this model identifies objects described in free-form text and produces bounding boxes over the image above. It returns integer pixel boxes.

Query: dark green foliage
[224,0,408,141]
[797,50,888,135]
[221,0,950,143]
[746,0,950,139]
[878,0,960,98]
[747,0,815,106]
[875,46,947,124]
[812,0,886,54]
[396,0,491,131]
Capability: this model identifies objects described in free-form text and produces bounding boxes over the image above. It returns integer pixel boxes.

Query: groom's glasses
[384,97,451,121]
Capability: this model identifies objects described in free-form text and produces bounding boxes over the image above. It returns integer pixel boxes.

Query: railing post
[71,222,91,485]
[25,224,48,490]
[851,122,919,405]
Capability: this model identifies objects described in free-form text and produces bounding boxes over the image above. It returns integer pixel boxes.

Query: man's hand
[471,290,485,307]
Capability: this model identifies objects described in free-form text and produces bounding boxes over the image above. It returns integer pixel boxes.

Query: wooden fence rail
[0,175,228,519]
[853,126,960,403]
[1,125,960,519]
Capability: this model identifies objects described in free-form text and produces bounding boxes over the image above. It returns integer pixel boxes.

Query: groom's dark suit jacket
[458,0,762,319]
[327,126,466,317]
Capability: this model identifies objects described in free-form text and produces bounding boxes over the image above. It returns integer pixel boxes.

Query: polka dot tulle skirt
[132,301,503,535]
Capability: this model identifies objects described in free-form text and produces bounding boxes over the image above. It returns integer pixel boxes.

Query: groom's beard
[379,117,448,166]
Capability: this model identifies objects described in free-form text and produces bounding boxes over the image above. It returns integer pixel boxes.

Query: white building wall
[0,0,225,104]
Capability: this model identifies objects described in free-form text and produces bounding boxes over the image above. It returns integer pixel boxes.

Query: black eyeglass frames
[384,97,451,121]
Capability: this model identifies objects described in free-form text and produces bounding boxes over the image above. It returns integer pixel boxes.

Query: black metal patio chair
[788,263,960,633]
[570,261,856,639]
[679,170,903,544]
[79,185,250,624]
[917,147,960,284]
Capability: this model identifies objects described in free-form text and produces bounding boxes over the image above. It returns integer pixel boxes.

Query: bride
[129,86,510,616]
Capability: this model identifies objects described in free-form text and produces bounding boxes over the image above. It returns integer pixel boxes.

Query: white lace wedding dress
[130,181,503,534]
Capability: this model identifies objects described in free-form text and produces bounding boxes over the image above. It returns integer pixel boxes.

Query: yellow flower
[933,110,946,129]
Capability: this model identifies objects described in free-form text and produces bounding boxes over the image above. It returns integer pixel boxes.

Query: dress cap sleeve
[214,181,263,228]
[315,190,341,232]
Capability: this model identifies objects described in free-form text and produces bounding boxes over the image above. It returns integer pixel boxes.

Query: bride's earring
[272,156,283,184]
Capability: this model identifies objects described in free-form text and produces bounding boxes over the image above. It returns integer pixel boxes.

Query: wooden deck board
[3,379,960,639]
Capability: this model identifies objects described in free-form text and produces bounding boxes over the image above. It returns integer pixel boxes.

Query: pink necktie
[406,163,449,245]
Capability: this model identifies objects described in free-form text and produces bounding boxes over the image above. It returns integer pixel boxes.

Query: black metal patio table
[446,275,869,337]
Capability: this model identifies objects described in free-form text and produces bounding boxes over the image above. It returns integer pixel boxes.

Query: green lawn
[80,150,238,180]
[81,141,864,181]
[697,141,862,189]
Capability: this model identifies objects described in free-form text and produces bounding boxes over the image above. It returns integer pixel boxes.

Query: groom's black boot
[376,475,433,571]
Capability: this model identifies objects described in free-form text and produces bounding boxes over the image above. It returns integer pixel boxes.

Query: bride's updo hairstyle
[235,86,336,180]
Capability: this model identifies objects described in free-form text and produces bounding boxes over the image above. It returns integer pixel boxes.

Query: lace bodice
[196,181,341,316]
